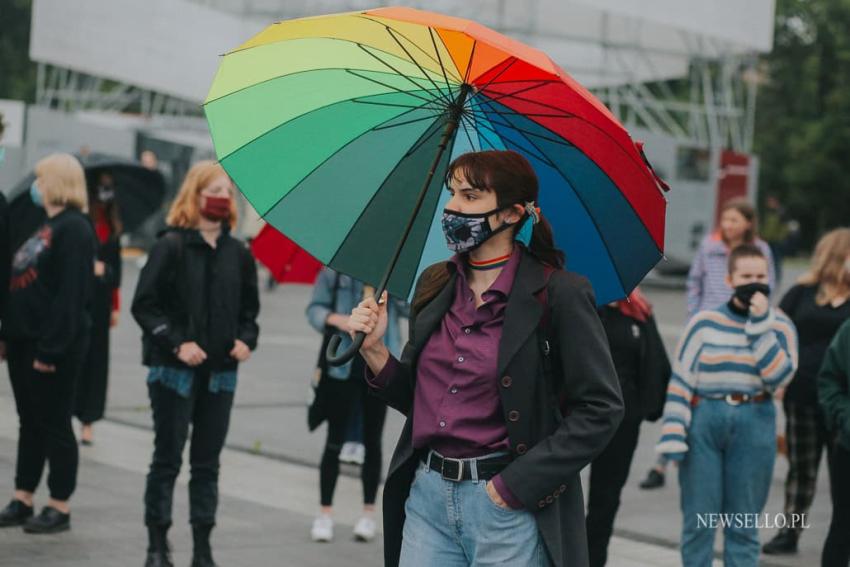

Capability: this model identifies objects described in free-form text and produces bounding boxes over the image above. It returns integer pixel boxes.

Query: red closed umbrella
[250,224,323,284]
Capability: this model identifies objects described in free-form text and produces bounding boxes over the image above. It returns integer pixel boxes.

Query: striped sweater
[686,233,775,320]
[656,304,798,459]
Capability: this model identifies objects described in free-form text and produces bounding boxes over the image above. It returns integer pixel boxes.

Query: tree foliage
[0,0,36,102]
[755,0,850,246]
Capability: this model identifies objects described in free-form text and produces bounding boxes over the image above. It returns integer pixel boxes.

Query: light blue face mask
[30,180,43,207]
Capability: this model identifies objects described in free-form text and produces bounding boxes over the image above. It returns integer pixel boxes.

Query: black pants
[782,401,831,533]
[586,416,642,567]
[320,375,387,507]
[822,441,850,567]
[7,339,86,501]
[144,373,234,527]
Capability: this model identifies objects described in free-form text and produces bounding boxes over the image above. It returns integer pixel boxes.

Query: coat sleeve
[131,236,185,352]
[818,321,850,443]
[496,274,624,510]
[237,246,260,350]
[36,219,96,364]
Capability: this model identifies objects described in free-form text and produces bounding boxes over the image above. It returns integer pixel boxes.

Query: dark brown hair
[720,197,758,243]
[412,150,564,312]
[727,243,766,275]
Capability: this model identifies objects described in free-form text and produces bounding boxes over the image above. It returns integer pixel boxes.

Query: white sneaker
[311,515,334,542]
[350,443,366,466]
[339,442,358,464]
[353,516,376,542]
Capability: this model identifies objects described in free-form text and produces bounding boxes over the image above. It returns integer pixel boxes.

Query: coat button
[501,376,512,388]
[560,484,566,493]
[545,495,554,504]
[538,500,546,508]
[508,410,520,422]
[516,443,528,455]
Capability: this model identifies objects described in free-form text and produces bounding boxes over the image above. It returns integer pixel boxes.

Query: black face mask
[733,282,771,306]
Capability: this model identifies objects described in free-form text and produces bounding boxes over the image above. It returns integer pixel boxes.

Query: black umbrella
[7,153,166,252]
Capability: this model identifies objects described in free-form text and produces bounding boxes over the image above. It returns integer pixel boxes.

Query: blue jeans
[399,459,551,566]
[678,398,776,567]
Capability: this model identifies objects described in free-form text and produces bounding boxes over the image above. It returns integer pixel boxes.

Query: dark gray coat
[372,248,624,567]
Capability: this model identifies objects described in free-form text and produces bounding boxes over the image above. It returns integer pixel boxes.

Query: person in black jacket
[75,170,123,445]
[585,288,671,567]
[0,153,96,534]
[132,161,259,567]
[762,228,850,554]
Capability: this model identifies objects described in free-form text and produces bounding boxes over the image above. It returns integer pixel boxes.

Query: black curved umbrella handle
[326,332,364,366]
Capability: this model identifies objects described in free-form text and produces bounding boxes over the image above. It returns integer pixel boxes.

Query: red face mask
[201,195,231,221]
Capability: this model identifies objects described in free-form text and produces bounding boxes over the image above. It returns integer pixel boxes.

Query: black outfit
[75,234,121,424]
[131,227,259,529]
[2,208,96,501]
[822,442,850,567]
[778,284,849,533]
[585,306,671,567]
[319,356,387,507]
[373,249,624,567]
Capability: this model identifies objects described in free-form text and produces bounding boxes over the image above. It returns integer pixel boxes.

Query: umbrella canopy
[7,153,166,251]
[250,223,323,284]
[205,6,669,362]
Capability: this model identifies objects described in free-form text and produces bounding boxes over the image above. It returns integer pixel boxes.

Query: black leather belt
[422,450,511,482]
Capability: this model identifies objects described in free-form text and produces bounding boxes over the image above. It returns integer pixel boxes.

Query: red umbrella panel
[250,223,323,284]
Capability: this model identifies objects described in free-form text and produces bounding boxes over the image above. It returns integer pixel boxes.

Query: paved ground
[0,260,832,566]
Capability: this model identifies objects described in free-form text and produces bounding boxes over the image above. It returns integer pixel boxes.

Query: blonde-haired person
[0,153,97,533]
[763,228,850,555]
[132,160,259,567]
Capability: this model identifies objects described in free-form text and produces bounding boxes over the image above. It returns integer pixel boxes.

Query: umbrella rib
[351,97,446,112]
[428,27,457,96]
[471,80,556,106]
[463,40,478,84]
[467,103,577,120]
[326,117,446,274]
[381,27,454,106]
[465,104,574,148]
[372,113,446,131]
[468,114,555,167]
[344,69,444,106]
[458,113,479,152]
[255,102,443,216]
[472,57,518,94]
[356,15,464,83]
[355,45,452,106]
[476,97,657,290]
[475,86,656,181]
[462,114,499,150]
[476,96,662,256]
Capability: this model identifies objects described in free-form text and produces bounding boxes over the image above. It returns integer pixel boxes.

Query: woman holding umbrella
[132,161,259,567]
[349,150,624,567]
[75,170,123,445]
[0,153,96,533]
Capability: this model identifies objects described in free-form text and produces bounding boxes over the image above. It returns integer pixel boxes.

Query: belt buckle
[441,457,464,482]
[725,393,742,406]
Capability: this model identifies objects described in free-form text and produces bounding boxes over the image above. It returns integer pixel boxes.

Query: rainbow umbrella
[205,6,668,363]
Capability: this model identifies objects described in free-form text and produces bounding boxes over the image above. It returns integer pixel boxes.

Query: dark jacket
[2,207,96,363]
[131,227,260,371]
[372,249,624,567]
[598,307,671,422]
[818,319,850,451]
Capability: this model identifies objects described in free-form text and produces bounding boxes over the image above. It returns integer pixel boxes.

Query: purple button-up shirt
[368,247,524,507]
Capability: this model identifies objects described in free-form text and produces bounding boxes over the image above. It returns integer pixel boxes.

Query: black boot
[145,524,174,567]
[191,524,218,567]
[762,527,799,554]
[0,499,34,527]
[23,506,70,534]
[639,469,665,489]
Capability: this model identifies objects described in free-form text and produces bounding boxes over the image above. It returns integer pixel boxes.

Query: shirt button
[457,356,464,363]
[545,495,554,504]
[538,500,546,508]
[450,387,458,394]
[464,328,471,335]
[501,376,512,388]
[439,421,446,428]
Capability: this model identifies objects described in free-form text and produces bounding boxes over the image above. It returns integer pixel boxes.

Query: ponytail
[527,214,565,270]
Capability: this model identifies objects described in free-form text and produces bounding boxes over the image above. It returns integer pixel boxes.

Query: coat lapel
[497,250,547,377]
